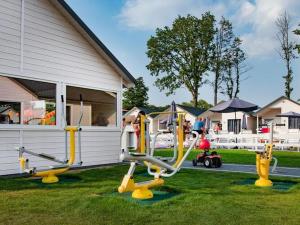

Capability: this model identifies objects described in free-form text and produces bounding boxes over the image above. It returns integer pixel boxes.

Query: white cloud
[233,0,300,57]
[118,0,227,30]
[119,0,300,57]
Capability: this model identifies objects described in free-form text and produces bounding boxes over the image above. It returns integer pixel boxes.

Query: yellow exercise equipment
[254,121,279,187]
[119,111,199,199]
[255,143,273,187]
[17,95,83,184]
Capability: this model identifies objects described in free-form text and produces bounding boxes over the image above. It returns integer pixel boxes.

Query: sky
[66,0,300,108]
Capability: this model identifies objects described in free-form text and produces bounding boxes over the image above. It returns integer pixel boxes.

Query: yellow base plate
[42,175,59,184]
[132,188,153,200]
[255,178,273,187]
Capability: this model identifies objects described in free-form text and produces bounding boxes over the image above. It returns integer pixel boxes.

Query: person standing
[193,117,205,138]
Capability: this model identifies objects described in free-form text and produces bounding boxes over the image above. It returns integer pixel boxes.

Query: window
[227,119,241,134]
[0,101,21,124]
[66,86,117,127]
[0,75,56,126]
[289,117,300,129]
[158,120,168,130]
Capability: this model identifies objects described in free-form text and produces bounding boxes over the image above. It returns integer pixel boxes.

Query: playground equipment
[252,122,281,187]
[118,112,200,199]
[17,95,83,184]
[192,138,222,168]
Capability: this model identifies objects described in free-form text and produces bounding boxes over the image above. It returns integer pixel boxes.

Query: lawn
[154,149,300,167]
[0,165,300,225]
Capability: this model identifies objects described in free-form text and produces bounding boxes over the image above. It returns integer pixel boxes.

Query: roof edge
[255,96,300,115]
[56,0,136,85]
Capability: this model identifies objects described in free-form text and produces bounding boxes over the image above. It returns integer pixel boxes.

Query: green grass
[154,149,300,167]
[1,166,300,225]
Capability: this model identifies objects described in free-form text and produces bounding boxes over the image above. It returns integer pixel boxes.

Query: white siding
[0,0,21,74]
[22,0,121,90]
[0,0,126,175]
[0,130,121,175]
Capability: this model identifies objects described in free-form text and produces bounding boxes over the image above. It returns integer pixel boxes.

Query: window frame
[0,74,61,130]
[288,117,300,129]
[64,83,119,130]
[0,75,121,131]
[227,119,241,134]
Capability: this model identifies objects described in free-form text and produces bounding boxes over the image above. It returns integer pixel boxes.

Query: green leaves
[294,24,300,54]
[146,13,216,107]
[123,77,149,110]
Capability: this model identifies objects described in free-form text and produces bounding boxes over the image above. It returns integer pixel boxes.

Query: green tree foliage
[293,24,300,54]
[123,77,149,110]
[211,17,234,105]
[146,13,216,107]
[222,37,247,99]
[146,104,169,112]
[276,12,296,99]
[181,99,213,110]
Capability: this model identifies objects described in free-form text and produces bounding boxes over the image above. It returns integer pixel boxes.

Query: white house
[122,106,159,149]
[255,96,300,134]
[155,104,206,132]
[0,0,135,175]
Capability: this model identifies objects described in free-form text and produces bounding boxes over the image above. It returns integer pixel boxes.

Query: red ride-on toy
[192,138,222,168]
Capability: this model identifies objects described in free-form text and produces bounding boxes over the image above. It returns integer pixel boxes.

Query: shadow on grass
[234,178,299,191]
[0,165,129,191]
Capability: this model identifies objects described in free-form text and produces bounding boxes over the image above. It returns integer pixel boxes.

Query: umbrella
[209,98,258,135]
[276,111,300,118]
[242,113,247,130]
[205,117,211,131]
[210,98,258,113]
[167,101,177,128]
[276,111,300,130]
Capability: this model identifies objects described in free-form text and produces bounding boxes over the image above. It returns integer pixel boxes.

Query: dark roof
[137,107,161,118]
[177,105,206,117]
[56,0,136,85]
[255,96,300,115]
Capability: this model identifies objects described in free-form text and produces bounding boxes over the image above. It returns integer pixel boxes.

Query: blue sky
[66,0,300,107]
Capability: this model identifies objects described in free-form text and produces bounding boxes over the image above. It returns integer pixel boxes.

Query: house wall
[258,99,300,134]
[0,0,124,175]
[221,112,255,133]
[0,76,39,102]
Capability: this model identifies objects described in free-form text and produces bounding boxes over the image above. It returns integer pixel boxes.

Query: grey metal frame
[120,131,200,178]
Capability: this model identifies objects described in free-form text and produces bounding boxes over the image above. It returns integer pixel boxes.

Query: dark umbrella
[167,101,177,128]
[276,111,300,118]
[242,113,247,130]
[205,117,211,131]
[210,98,258,135]
[276,111,300,129]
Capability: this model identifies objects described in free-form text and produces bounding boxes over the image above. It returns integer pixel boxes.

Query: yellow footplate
[118,175,164,199]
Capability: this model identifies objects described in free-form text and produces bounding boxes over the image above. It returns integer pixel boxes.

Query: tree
[222,37,247,99]
[276,11,296,99]
[146,104,169,112]
[293,24,300,54]
[123,77,149,110]
[181,99,213,110]
[211,17,234,105]
[146,13,216,107]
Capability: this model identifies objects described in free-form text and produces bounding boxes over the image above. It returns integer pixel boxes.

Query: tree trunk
[214,72,219,105]
[234,64,240,98]
[192,91,198,108]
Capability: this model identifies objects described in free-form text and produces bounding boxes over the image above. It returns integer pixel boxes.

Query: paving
[182,161,300,178]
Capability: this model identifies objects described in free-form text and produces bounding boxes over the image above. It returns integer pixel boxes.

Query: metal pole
[78,129,82,165]
[145,119,150,154]
[65,131,68,162]
[170,119,177,163]
[269,121,274,145]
